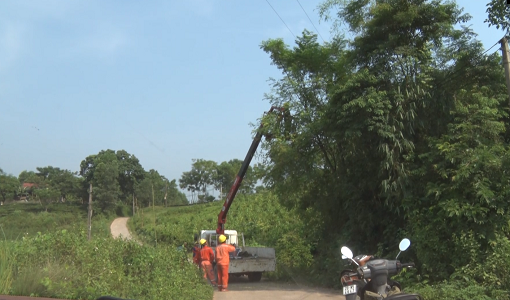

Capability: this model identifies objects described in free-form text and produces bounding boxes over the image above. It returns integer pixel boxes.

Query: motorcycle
[340,238,423,300]
[339,254,370,300]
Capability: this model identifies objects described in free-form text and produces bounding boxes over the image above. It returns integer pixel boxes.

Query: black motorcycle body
[340,239,423,300]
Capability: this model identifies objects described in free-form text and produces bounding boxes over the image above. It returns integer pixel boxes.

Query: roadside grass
[0,202,111,240]
[0,241,14,294]
[0,231,212,299]
[0,202,213,299]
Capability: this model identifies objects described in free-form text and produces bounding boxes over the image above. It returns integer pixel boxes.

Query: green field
[0,202,213,300]
[0,202,110,240]
[129,192,320,282]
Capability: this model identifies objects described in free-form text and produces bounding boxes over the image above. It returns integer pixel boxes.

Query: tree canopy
[0,168,20,203]
[486,0,510,33]
[258,0,510,288]
[80,149,188,210]
[179,158,261,203]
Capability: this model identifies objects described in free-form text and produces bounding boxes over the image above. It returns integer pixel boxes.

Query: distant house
[21,182,39,196]
[15,183,38,201]
[22,182,38,189]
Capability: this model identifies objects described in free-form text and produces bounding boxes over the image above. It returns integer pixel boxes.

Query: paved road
[212,276,344,300]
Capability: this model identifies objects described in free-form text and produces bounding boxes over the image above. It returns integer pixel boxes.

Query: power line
[485,39,502,54]
[265,0,296,38]
[296,0,325,43]
[434,37,504,91]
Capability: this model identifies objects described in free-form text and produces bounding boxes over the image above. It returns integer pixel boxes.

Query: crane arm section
[216,106,284,234]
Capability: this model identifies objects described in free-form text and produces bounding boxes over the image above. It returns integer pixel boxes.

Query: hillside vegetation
[0,202,111,240]
[0,203,213,300]
[240,0,510,298]
[130,191,318,279]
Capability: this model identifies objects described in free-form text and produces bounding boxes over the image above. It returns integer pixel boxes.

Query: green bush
[131,192,316,281]
[0,203,111,240]
[407,281,509,300]
[3,230,212,300]
[115,203,132,217]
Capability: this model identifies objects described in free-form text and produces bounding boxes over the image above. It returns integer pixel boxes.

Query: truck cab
[199,229,240,248]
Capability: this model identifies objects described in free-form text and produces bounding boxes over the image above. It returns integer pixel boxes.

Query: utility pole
[152,184,157,246]
[87,183,93,240]
[500,37,510,107]
[164,182,168,207]
[141,201,144,229]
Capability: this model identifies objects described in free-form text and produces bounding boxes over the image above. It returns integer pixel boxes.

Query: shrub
[130,192,317,281]
[407,281,509,300]
[0,202,111,240]
[3,230,212,300]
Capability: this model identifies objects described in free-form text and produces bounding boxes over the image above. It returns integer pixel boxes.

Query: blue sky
[0,0,504,199]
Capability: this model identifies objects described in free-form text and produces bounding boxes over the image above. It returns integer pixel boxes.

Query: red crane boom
[216,106,285,234]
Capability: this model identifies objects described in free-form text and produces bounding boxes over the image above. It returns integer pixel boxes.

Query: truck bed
[229,257,276,273]
[229,246,276,274]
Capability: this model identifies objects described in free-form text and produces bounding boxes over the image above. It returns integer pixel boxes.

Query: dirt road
[110,217,133,240]
[109,218,343,300]
[212,277,343,300]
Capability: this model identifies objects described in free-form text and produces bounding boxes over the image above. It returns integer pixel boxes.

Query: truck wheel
[248,272,262,282]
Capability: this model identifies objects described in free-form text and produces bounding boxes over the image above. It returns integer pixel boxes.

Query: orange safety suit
[192,246,201,265]
[200,246,216,285]
[215,243,236,291]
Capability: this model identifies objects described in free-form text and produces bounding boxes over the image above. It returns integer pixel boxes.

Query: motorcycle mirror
[341,246,354,259]
[396,238,411,259]
[399,238,411,251]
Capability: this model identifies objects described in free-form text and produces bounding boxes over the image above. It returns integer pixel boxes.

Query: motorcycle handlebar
[400,262,415,268]
[355,260,416,280]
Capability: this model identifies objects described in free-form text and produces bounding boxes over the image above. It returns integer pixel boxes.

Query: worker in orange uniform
[215,234,236,292]
[192,241,201,266]
[199,239,217,286]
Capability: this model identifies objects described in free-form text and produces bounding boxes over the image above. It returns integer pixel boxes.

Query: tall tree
[135,169,167,207]
[214,159,257,198]
[36,166,60,180]
[80,149,145,205]
[90,151,121,211]
[35,166,81,202]
[165,179,188,206]
[0,168,20,203]
[116,150,146,202]
[18,170,38,184]
[260,0,509,284]
[179,159,217,202]
[259,29,347,224]
[486,0,510,33]
[34,187,60,211]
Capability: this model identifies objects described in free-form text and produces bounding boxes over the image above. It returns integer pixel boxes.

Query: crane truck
[195,106,286,282]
